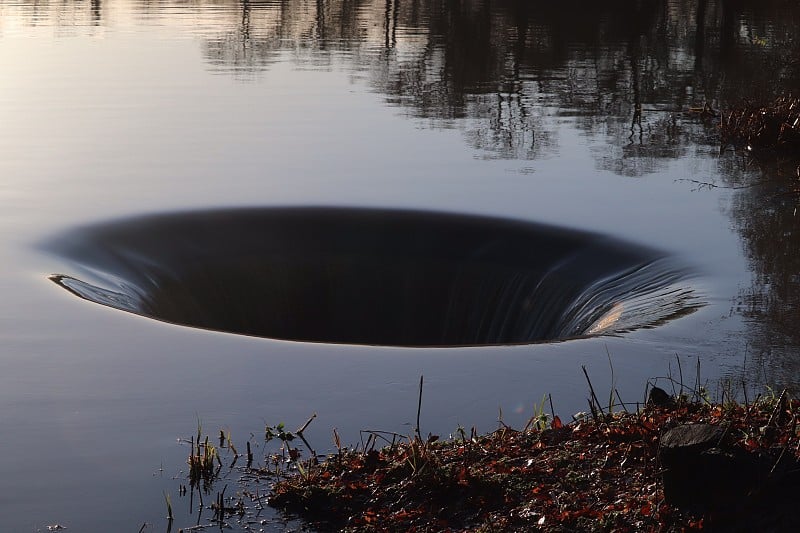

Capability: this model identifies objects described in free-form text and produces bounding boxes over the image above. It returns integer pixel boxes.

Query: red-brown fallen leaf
[457,466,469,484]
[559,508,601,521]
[530,486,552,502]
[639,416,656,430]
[392,508,421,521]
[689,517,704,529]
[551,416,563,429]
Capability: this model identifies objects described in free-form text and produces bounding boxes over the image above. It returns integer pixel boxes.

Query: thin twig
[677,178,760,190]
[695,357,702,403]
[767,389,789,427]
[742,379,750,409]
[768,412,796,477]
[297,432,317,463]
[668,360,677,397]
[415,375,424,440]
[296,413,317,434]
[587,398,599,422]
[582,365,605,418]
[359,429,405,449]
[606,345,616,413]
[615,389,630,413]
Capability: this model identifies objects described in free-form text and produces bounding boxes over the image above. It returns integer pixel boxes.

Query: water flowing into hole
[43,207,701,346]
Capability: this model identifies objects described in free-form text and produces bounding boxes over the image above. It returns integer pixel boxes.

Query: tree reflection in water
[189,0,800,165]
[729,163,800,381]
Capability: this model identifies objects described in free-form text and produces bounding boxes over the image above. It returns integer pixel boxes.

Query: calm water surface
[1,0,799,530]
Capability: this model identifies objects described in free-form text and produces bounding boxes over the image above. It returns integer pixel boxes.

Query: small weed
[524,394,550,432]
[163,491,173,521]
[265,422,295,444]
[188,434,219,489]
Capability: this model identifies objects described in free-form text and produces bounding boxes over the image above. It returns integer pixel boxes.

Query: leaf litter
[265,391,800,532]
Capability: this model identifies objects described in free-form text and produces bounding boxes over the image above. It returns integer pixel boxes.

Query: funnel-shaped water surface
[44,208,700,346]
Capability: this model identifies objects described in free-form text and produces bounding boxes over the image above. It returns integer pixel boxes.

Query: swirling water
[44,207,702,346]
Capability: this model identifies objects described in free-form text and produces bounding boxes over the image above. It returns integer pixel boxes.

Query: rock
[647,386,674,407]
[659,423,728,508]
[660,421,800,529]
[660,423,724,450]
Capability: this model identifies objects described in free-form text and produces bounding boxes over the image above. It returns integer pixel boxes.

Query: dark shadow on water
[44,207,701,347]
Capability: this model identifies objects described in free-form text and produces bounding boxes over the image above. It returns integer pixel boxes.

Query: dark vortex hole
[44,207,701,347]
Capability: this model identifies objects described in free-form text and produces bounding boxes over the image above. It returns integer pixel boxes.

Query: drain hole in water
[44,207,701,346]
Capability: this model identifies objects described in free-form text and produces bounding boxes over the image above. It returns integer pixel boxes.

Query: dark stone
[659,423,800,515]
[647,386,674,407]
[659,424,727,508]
[660,423,724,450]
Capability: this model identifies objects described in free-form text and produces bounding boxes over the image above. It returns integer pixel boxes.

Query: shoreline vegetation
[174,361,800,533]
[260,375,800,532]
[719,95,800,161]
[707,93,800,183]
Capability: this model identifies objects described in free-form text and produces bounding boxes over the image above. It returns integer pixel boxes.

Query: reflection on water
[45,208,700,346]
[3,0,800,529]
[192,0,800,165]
[728,169,800,380]
[7,0,799,163]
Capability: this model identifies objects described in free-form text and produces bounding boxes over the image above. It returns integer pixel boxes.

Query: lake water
[1,0,798,530]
